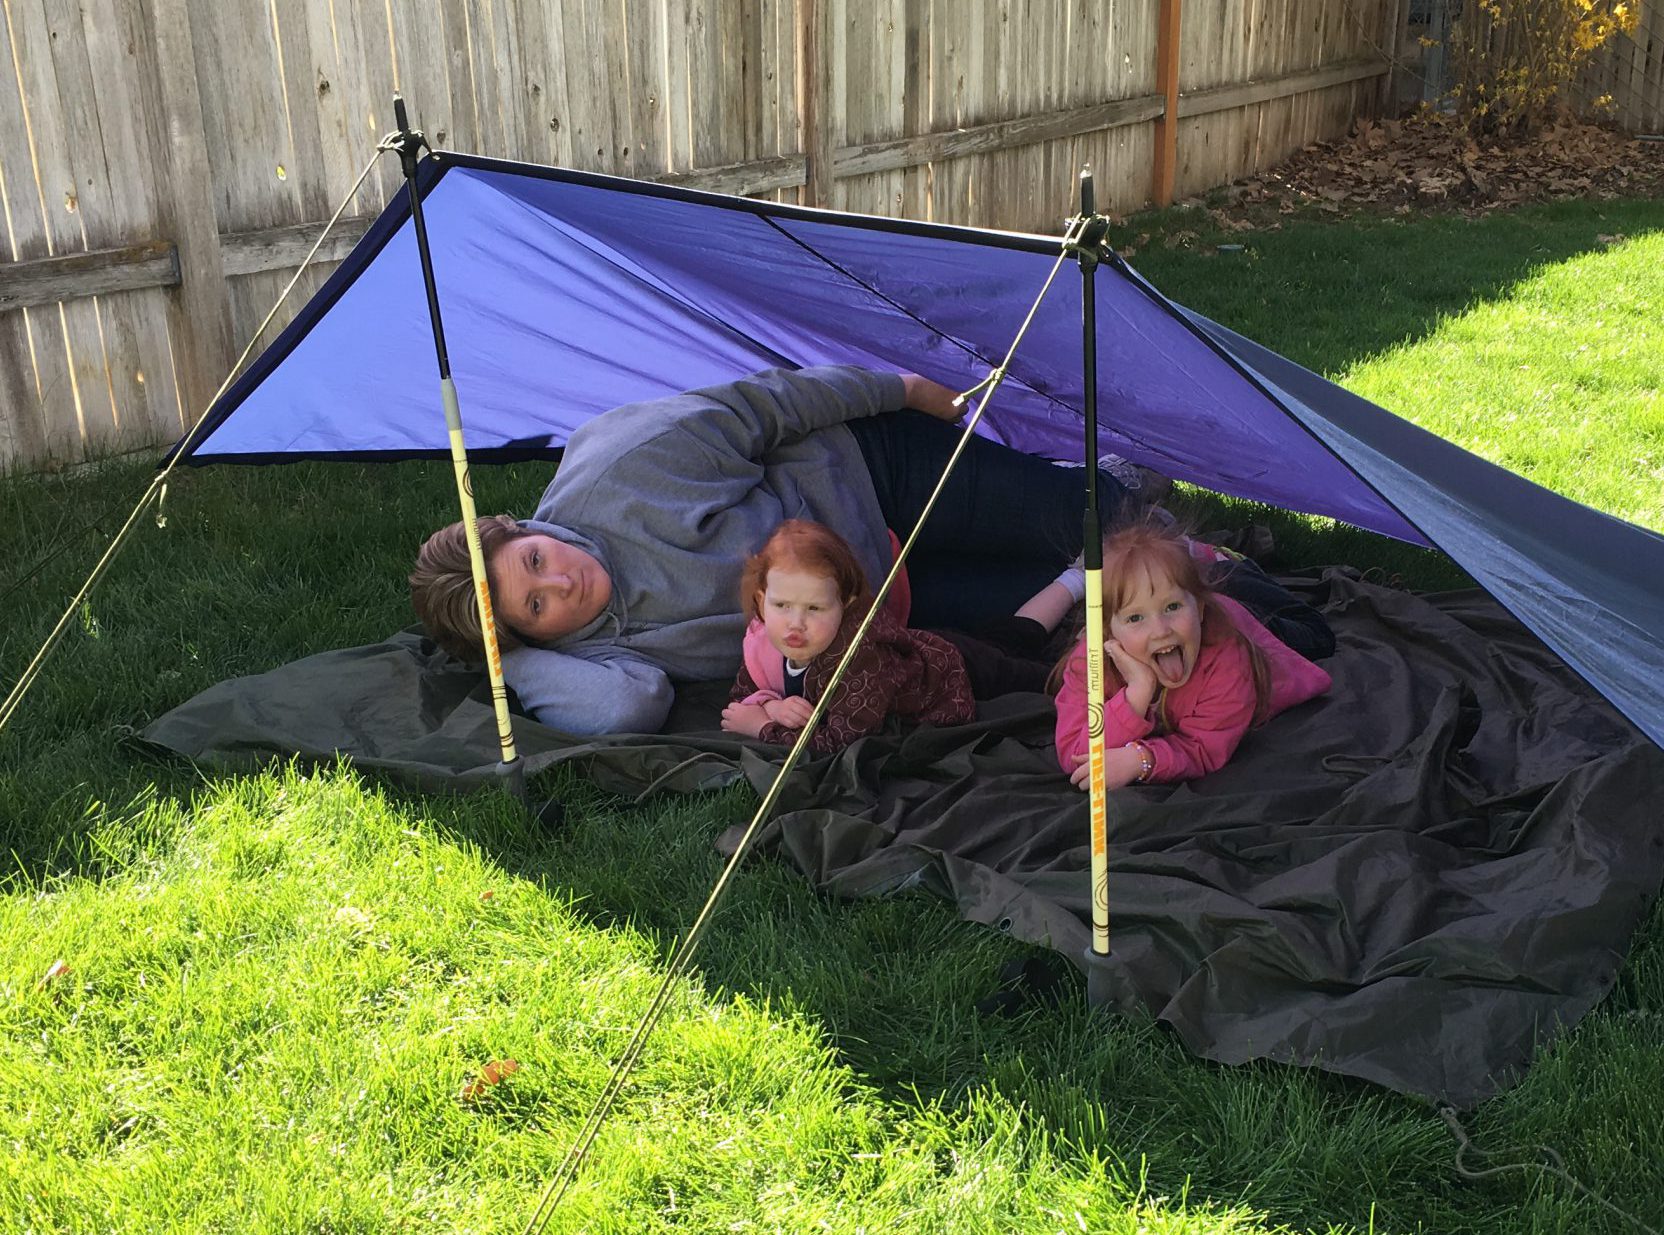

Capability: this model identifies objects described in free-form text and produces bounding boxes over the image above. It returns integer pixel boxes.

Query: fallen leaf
[36,959,70,990]
[459,1058,521,1102]
[1182,110,1664,227]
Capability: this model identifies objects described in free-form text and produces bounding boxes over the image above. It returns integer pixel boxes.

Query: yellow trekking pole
[1070,168,1113,955]
[1067,168,1140,1009]
[390,95,525,803]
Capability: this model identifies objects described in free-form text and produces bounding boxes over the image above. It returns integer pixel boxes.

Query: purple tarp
[180,154,1664,752]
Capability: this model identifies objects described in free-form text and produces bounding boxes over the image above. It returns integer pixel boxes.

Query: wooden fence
[0,0,1395,475]
[1574,1,1664,132]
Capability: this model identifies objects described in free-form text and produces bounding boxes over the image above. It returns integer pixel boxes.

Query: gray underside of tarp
[139,571,1664,1108]
[1185,307,1664,754]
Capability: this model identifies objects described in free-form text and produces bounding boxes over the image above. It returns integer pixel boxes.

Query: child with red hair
[720,520,978,753]
[1054,522,1332,789]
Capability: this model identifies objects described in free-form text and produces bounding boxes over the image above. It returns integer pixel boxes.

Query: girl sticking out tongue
[1053,522,1333,790]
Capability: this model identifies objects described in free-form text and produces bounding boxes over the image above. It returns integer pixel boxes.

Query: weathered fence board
[10,0,106,461]
[0,0,1395,474]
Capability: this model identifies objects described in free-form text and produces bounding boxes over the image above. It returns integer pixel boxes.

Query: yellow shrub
[1447,0,1638,136]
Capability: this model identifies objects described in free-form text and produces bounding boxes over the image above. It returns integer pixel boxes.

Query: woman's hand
[763,696,816,729]
[899,373,963,422]
[1069,746,1149,791]
[1105,638,1158,717]
[721,701,771,738]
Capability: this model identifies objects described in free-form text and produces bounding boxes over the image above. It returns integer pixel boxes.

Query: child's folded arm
[730,660,782,706]
[754,643,895,754]
[1143,647,1257,780]
[1053,642,1155,771]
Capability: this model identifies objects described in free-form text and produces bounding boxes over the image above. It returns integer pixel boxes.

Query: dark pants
[1210,557,1336,661]
[848,412,1132,627]
[933,616,1054,698]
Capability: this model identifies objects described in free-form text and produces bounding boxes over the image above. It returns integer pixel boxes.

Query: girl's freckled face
[1108,566,1202,688]
[759,567,845,666]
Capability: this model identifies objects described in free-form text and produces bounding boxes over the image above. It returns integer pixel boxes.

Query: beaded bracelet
[1125,740,1154,783]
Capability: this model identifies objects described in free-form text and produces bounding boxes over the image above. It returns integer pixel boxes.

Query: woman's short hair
[409,514,538,662]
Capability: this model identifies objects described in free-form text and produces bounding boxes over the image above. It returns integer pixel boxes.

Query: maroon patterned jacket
[732,604,975,754]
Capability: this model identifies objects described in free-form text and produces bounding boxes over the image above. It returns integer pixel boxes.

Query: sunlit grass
[1342,230,1664,529]
[0,766,1318,1235]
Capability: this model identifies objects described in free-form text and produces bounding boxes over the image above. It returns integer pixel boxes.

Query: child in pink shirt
[1053,523,1332,789]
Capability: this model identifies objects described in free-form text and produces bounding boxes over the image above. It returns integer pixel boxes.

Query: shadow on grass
[1116,198,1664,382]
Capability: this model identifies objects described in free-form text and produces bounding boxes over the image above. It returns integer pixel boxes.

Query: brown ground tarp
[141,570,1664,1107]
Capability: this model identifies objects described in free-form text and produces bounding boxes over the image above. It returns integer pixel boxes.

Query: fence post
[798,0,832,207]
[136,0,235,424]
[1381,0,1408,117]
[1152,0,1182,206]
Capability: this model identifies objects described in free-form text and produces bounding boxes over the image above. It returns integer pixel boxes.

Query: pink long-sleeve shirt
[1054,593,1331,782]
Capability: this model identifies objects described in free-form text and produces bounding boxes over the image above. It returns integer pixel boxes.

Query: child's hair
[739,520,870,621]
[1053,521,1272,723]
[410,514,539,662]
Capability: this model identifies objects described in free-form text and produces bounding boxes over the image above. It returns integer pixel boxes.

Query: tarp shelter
[157,151,1664,1105]
[185,152,1664,751]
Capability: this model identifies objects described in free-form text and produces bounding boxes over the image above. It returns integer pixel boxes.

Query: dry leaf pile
[1211,111,1664,223]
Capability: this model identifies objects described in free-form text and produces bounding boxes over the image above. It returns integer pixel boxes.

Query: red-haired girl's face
[758,565,845,667]
[1107,564,1202,689]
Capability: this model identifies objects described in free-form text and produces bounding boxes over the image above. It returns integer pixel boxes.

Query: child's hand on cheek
[1105,639,1159,716]
[1069,746,1150,791]
[763,696,816,729]
[721,701,771,739]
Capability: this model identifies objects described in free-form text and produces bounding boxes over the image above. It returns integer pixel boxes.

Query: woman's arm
[502,645,674,735]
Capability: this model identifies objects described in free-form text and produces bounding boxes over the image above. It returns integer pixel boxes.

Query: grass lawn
[3,196,1662,1234]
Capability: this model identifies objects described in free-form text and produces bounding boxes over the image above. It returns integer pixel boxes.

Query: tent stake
[388,95,530,810]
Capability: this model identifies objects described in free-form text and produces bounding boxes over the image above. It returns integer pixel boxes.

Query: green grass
[3,197,1663,1233]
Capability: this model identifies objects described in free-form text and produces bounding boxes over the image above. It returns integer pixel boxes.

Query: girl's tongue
[1152,647,1187,684]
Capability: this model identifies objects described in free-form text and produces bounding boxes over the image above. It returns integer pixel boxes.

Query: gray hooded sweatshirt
[502,365,905,734]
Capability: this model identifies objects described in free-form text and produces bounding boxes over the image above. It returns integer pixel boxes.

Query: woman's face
[1108,565,1202,689]
[758,566,845,666]
[490,533,612,643]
